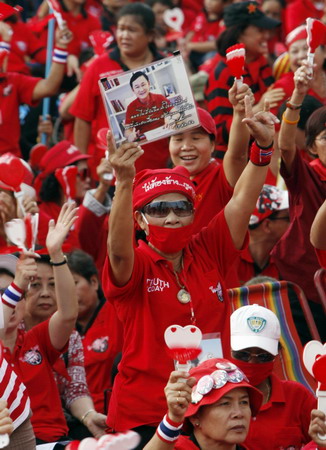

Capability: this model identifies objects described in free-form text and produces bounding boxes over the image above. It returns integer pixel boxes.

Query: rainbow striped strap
[2,282,24,308]
[156,414,183,443]
[52,48,68,64]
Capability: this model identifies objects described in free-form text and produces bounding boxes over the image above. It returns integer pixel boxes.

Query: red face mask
[146,222,194,254]
[230,358,275,386]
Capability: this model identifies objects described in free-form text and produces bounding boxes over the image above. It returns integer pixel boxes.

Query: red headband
[132,166,196,211]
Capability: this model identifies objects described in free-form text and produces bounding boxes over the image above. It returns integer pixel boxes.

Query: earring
[195,422,200,427]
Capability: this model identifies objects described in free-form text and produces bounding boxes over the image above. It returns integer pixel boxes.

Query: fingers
[244,94,253,119]
[106,130,117,156]
[263,99,270,113]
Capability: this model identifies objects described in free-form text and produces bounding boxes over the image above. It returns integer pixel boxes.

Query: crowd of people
[0,0,325,448]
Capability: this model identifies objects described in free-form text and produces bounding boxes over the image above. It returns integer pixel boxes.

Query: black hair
[0,268,14,278]
[145,0,173,7]
[58,0,87,18]
[216,24,249,57]
[129,71,149,89]
[67,249,98,283]
[305,105,326,151]
[39,173,62,204]
[117,2,156,33]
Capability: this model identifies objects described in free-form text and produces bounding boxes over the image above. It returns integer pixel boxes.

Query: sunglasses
[232,350,275,363]
[77,168,90,181]
[142,200,194,218]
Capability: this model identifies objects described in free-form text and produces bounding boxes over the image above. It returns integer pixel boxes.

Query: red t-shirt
[244,374,316,449]
[4,320,68,441]
[0,72,40,156]
[191,160,233,233]
[124,93,172,137]
[79,299,123,413]
[175,435,248,449]
[6,21,46,74]
[189,12,223,43]
[271,151,326,303]
[316,248,326,269]
[284,0,323,35]
[102,210,248,431]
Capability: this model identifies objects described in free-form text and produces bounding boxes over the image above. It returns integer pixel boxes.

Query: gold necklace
[173,261,196,324]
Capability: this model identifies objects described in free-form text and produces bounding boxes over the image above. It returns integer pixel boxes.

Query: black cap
[224,1,281,29]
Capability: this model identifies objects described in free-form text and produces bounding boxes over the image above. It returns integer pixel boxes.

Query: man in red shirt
[311,199,326,269]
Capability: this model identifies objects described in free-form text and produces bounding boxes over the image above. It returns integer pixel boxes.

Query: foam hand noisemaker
[66,430,140,450]
[303,340,326,441]
[0,343,9,449]
[226,43,246,88]
[55,166,77,202]
[89,31,114,56]
[164,325,202,373]
[306,18,326,72]
[46,0,64,29]
[0,153,35,216]
[163,8,184,42]
[4,213,39,252]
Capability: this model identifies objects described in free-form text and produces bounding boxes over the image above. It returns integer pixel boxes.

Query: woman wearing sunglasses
[144,358,263,450]
[230,304,316,449]
[102,96,278,448]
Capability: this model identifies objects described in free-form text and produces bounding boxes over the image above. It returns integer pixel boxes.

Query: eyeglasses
[232,350,275,363]
[77,168,90,181]
[142,200,194,218]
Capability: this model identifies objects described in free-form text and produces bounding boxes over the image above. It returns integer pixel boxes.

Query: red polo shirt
[316,248,326,269]
[191,160,233,233]
[175,435,248,449]
[0,72,40,156]
[4,320,68,441]
[79,299,123,413]
[244,374,316,449]
[102,210,248,431]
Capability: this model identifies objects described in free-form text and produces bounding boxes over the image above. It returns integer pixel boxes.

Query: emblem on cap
[247,3,257,13]
[247,316,266,333]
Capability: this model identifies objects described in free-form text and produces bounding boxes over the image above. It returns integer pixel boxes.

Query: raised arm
[224,97,279,249]
[107,131,144,286]
[32,23,73,102]
[311,199,326,250]
[46,202,79,350]
[144,370,195,450]
[278,62,312,173]
[223,81,252,187]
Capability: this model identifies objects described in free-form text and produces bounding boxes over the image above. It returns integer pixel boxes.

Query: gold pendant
[177,289,191,304]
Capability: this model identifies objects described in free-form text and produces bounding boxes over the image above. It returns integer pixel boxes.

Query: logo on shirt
[16,41,27,52]
[209,282,224,302]
[20,345,43,365]
[147,278,170,292]
[3,84,12,96]
[88,337,109,353]
[247,316,266,333]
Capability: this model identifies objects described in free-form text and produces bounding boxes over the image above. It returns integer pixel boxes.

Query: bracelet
[0,41,10,52]
[156,414,183,443]
[282,112,299,125]
[52,48,68,64]
[2,282,24,309]
[286,98,302,110]
[250,141,274,166]
[49,255,67,266]
[81,408,95,425]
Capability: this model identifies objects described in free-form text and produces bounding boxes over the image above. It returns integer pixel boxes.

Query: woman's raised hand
[107,130,144,182]
[293,62,314,96]
[242,95,279,147]
[164,370,196,423]
[229,82,254,114]
[46,202,78,257]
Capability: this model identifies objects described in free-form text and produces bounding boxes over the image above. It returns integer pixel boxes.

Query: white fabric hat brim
[231,334,279,356]
[0,254,18,276]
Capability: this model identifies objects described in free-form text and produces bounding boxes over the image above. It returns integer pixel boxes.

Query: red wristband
[250,141,273,166]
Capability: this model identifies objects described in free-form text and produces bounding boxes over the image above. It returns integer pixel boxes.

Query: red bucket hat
[132,166,196,211]
[197,108,217,140]
[285,25,307,49]
[186,358,262,418]
[39,141,91,176]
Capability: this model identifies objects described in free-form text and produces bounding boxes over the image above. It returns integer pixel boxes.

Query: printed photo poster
[98,53,200,146]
